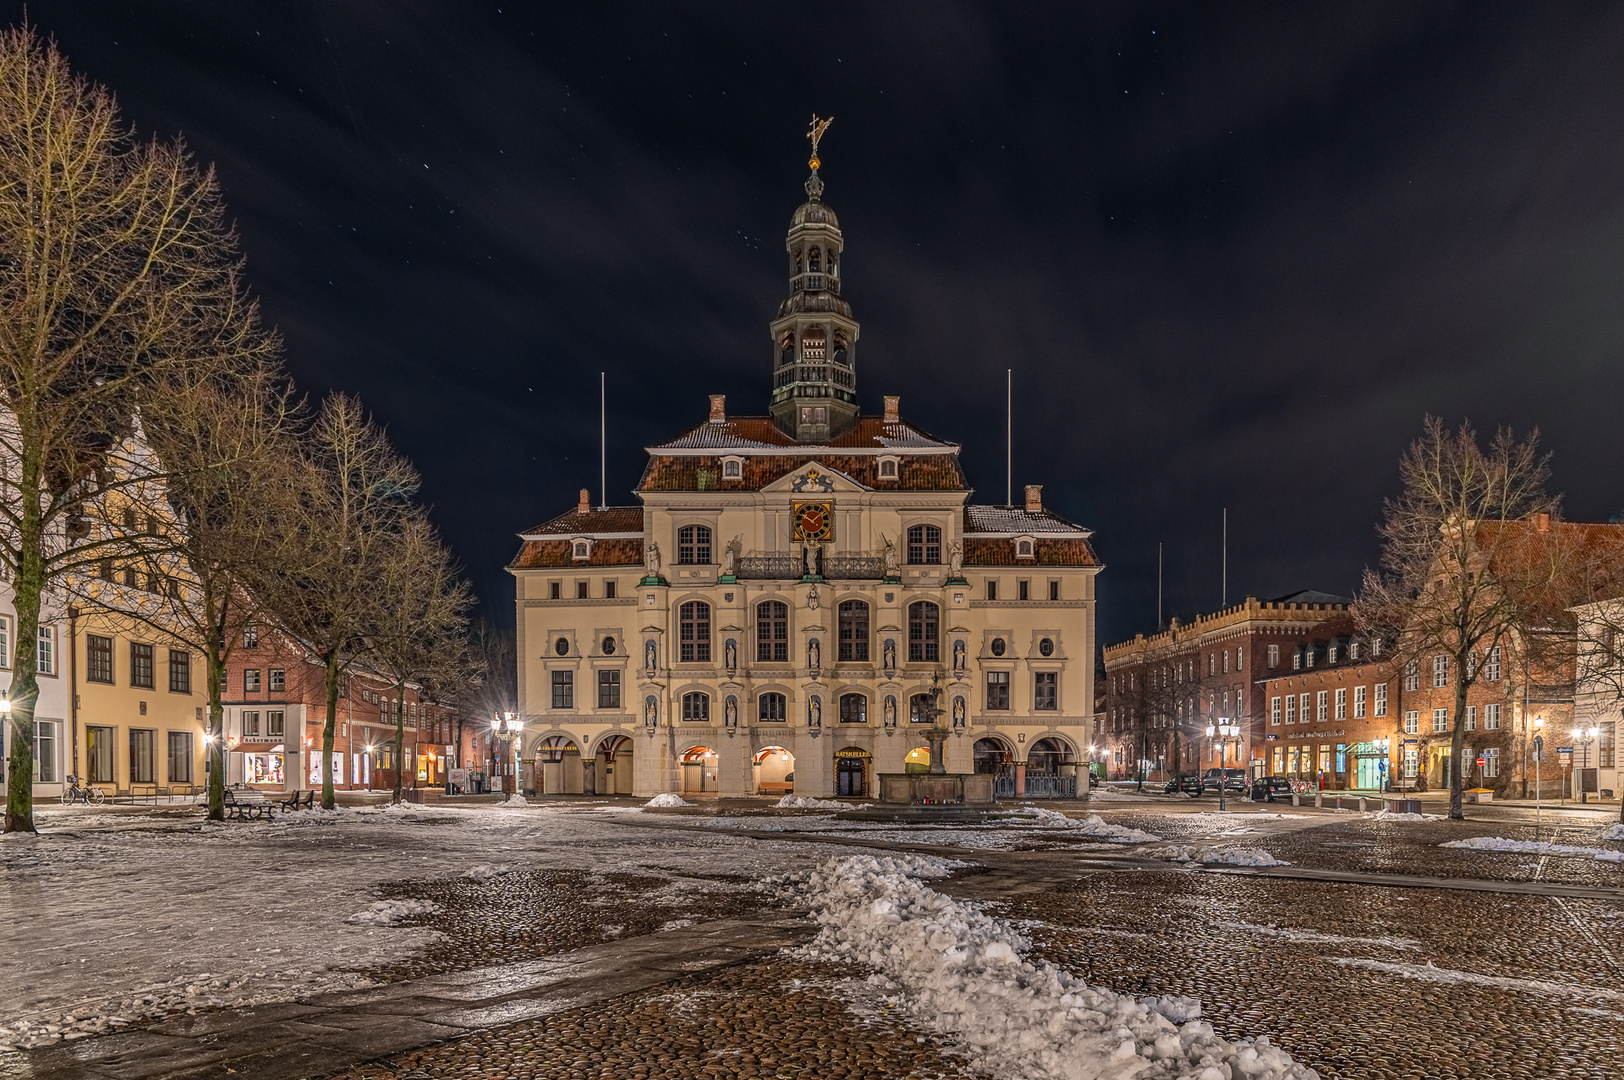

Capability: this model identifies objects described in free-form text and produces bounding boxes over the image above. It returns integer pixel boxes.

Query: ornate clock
[792,501,834,543]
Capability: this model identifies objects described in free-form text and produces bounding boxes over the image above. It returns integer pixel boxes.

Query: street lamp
[1572,725,1600,804]
[1206,722,1241,811]
[491,712,524,794]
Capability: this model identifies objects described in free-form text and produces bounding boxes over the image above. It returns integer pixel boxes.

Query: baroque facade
[509,153,1100,799]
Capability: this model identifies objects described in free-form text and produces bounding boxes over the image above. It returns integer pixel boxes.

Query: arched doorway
[595,734,634,796]
[974,736,1016,796]
[681,746,718,795]
[536,736,583,795]
[904,745,931,775]
[835,747,870,797]
[1026,736,1077,798]
[753,746,794,796]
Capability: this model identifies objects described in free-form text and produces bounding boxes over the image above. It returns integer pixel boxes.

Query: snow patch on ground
[458,863,512,881]
[1219,921,1418,951]
[1441,836,1624,862]
[643,793,693,808]
[1067,813,1162,843]
[346,899,442,926]
[777,794,862,811]
[1601,823,1624,841]
[1334,959,1624,1003]
[787,854,1316,1080]
[497,794,528,807]
[1163,846,1291,867]
[1373,811,1445,821]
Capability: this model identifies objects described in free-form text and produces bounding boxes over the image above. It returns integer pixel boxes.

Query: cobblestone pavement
[327,958,975,1080]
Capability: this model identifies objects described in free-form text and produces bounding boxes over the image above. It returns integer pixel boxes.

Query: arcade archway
[680,746,718,795]
[753,746,795,796]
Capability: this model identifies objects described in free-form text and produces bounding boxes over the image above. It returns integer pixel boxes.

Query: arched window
[779,331,796,367]
[907,601,939,663]
[682,692,710,722]
[837,600,869,662]
[758,692,786,722]
[808,247,821,273]
[839,693,867,724]
[757,600,789,663]
[679,601,711,663]
[909,693,934,723]
[677,525,712,565]
[906,524,941,564]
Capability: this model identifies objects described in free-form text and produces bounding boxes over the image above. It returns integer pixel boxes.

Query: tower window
[801,327,826,363]
[906,524,941,564]
[808,247,821,273]
[677,524,712,565]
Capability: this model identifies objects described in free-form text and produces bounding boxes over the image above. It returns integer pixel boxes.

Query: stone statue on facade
[953,695,966,729]
[953,638,966,673]
[808,695,821,729]
[948,539,964,578]
[724,695,738,734]
[644,695,658,729]
[722,536,740,577]
[881,535,900,578]
[645,639,657,674]
[724,637,737,673]
[644,541,661,579]
[808,637,820,674]
[883,695,897,729]
[883,638,896,675]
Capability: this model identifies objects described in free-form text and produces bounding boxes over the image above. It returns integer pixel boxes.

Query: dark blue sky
[15,2,1624,645]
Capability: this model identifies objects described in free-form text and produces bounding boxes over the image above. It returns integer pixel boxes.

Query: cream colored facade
[509,154,1099,799]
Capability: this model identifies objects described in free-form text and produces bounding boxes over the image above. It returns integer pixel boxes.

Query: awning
[1344,742,1390,756]
[228,742,284,755]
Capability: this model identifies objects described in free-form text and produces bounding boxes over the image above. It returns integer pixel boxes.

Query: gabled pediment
[758,461,870,495]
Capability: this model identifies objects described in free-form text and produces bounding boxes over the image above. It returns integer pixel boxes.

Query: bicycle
[60,774,107,806]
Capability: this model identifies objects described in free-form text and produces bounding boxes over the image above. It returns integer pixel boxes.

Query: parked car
[1249,775,1294,803]
[1201,768,1248,794]
[1164,775,1204,795]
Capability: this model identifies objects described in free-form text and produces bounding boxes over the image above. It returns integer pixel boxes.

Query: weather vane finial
[807,114,833,169]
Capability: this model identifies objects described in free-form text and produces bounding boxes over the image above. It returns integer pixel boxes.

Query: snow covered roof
[649,416,957,454]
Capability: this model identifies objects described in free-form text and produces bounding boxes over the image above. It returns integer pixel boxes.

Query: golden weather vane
[807,114,833,169]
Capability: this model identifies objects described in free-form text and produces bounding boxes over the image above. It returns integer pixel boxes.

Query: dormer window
[877,456,899,480]
[571,538,592,561]
[721,457,744,480]
[1015,536,1035,559]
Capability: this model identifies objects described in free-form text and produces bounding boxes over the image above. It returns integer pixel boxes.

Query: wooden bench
[757,781,794,795]
[277,790,315,812]
[198,788,274,821]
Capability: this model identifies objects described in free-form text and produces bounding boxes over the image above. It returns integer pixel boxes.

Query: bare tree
[256,394,418,810]
[1356,417,1560,820]
[450,617,514,773]
[1110,636,1184,790]
[370,512,473,804]
[1,28,268,832]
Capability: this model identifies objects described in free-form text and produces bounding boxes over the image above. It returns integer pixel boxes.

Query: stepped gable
[510,505,644,570]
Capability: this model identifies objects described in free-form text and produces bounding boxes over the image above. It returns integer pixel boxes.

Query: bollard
[1292,792,1300,806]
[1359,797,1367,812]
[1314,792,1323,808]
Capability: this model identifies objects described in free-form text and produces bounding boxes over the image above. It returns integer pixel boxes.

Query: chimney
[1535,511,1550,533]
[709,394,726,422]
[578,488,591,514]
[1024,484,1043,512]
[883,395,900,423]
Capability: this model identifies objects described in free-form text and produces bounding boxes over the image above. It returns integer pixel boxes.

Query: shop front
[229,742,286,789]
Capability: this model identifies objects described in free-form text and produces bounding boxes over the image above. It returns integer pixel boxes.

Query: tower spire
[769,117,860,442]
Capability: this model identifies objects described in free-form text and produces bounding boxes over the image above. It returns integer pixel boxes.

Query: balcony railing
[736,552,887,580]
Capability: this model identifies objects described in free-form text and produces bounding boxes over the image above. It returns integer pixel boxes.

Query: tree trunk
[1449,651,1469,821]
[392,680,406,805]
[4,453,47,834]
[322,653,340,810]
[206,646,226,822]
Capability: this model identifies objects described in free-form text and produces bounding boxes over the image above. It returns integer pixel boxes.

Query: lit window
[1433,655,1449,688]
[986,671,1010,710]
[682,692,710,722]
[758,693,786,722]
[906,525,942,565]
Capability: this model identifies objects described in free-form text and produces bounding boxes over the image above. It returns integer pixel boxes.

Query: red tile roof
[650,415,957,452]
[509,537,645,570]
[638,453,967,492]
[518,506,644,539]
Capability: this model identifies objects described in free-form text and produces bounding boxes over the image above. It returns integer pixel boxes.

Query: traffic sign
[1476,756,1486,767]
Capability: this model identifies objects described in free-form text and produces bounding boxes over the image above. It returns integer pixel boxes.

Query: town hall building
[508,137,1101,799]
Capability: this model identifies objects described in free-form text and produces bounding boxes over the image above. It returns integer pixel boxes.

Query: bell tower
[769,116,860,442]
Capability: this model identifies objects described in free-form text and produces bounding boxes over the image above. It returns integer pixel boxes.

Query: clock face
[792,501,834,542]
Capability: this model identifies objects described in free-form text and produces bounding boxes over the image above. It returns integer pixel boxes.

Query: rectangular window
[1272,746,1284,774]
[1270,696,1281,725]
[267,710,284,737]
[86,634,114,684]
[605,580,617,599]
[1483,747,1500,778]
[166,731,192,783]
[1485,646,1501,682]
[1336,743,1347,773]
[242,710,260,736]
[1600,722,1616,769]
[549,581,561,600]
[1375,681,1388,717]
[576,581,589,599]
[129,642,155,688]
[33,720,59,782]
[986,670,1010,710]
[1300,693,1311,725]
[1485,703,1501,730]
[37,626,54,676]
[244,668,261,692]
[551,670,574,709]
[1404,710,1420,734]
[86,725,116,784]
[758,601,789,663]
[1319,745,1331,773]
[128,729,154,784]
[1267,644,1279,668]
[680,601,711,663]
[1048,580,1060,601]
[1315,690,1327,722]
[985,580,998,601]
[1034,672,1057,710]
[1403,746,1419,777]
[1404,660,1420,692]
[0,616,9,668]
[1354,685,1367,718]
[1018,579,1030,601]
[1285,695,1296,724]
[1432,707,1448,733]
[168,649,191,693]
[269,668,285,692]
[1335,688,1346,720]
[1433,655,1449,688]
[1464,705,1476,731]
[598,669,621,709]
[837,600,869,662]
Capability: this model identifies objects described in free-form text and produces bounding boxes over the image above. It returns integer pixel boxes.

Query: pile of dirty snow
[1069,813,1162,843]
[777,794,860,811]
[786,854,1317,1080]
[498,794,528,807]
[1373,810,1444,821]
[643,793,693,808]
[1164,846,1291,867]
[459,863,512,881]
[1441,836,1624,862]
[1602,823,1624,841]
[345,899,441,926]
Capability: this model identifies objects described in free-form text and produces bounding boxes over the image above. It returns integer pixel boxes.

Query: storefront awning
[228,742,284,755]
[1345,741,1389,756]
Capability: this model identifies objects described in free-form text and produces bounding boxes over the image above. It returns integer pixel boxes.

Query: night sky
[14,3,1624,646]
